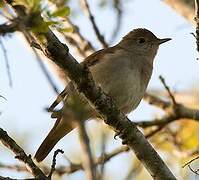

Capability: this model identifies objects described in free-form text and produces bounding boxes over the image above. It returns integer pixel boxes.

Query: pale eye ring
[137,37,146,44]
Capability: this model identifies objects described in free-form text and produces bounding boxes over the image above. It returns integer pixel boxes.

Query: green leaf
[51,6,70,17]
[12,0,28,7]
[31,21,58,33]
[12,0,41,12]
[58,27,73,33]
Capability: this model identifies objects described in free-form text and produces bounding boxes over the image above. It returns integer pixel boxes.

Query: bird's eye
[137,37,146,44]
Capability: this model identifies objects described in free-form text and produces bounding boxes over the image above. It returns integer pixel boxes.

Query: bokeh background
[0,0,199,179]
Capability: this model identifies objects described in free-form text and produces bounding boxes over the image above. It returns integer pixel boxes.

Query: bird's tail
[34,117,73,162]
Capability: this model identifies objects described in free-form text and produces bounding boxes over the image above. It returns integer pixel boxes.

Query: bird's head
[119,28,171,63]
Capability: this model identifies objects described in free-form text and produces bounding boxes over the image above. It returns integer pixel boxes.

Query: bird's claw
[114,130,128,145]
[114,132,119,140]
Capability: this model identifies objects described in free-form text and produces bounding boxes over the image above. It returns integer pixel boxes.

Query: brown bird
[35,28,171,162]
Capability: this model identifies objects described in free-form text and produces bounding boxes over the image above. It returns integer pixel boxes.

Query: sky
[0,0,198,179]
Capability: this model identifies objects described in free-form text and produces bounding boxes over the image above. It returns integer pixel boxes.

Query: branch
[182,155,199,168]
[77,121,96,180]
[0,127,48,179]
[65,17,96,54]
[4,1,176,179]
[136,115,178,128]
[62,34,87,57]
[142,93,199,127]
[0,21,18,35]
[32,46,59,95]
[182,155,199,175]
[48,149,64,178]
[98,131,107,179]
[144,93,170,110]
[145,125,166,139]
[0,146,129,176]
[55,145,129,175]
[81,0,108,48]
[110,0,123,43]
[0,39,12,87]
[159,75,177,105]
[195,0,199,56]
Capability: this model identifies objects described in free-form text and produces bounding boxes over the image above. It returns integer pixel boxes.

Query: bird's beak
[157,38,172,45]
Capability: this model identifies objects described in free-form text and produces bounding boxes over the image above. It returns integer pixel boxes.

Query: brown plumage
[35,28,171,162]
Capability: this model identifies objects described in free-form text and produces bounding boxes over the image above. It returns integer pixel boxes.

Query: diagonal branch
[0,127,48,179]
[110,0,123,43]
[81,0,108,48]
[144,93,170,110]
[65,17,96,54]
[195,0,199,55]
[0,38,12,87]
[0,21,18,36]
[159,75,177,105]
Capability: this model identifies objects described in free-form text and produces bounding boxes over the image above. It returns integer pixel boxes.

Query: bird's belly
[92,68,147,114]
[108,76,145,114]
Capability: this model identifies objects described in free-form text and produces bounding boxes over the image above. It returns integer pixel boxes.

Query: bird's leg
[114,117,135,145]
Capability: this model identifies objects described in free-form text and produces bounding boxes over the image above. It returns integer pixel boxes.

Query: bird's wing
[82,46,116,67]
[49,46,116,114]
[35,47,118,162]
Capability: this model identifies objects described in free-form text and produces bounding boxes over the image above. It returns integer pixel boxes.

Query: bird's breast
[90,52,152,114]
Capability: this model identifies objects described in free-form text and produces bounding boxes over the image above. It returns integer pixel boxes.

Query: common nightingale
[35,28,171,162]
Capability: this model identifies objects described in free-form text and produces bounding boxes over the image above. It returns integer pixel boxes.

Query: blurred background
[0,0,199,179]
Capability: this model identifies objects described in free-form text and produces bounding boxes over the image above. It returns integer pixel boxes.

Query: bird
[35,28,171,162]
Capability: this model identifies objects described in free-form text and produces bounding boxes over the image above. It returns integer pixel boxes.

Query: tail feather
[34,118,73,162]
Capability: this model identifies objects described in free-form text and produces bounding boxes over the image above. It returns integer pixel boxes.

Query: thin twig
[62,34,87,57]
[0,94,7,100]
[0,21,18,35]
[81,0,108,48]
[109,0,123,43]
[135,115,179,128]
[144,93,170,110]
[182,155,199,176]
[0,127,48,179]
[32,47,60,95]
[48,149,64,178]
[24,32,60,95]
[195,0,199,54]
[0,145,130,176]
[66,17,95,53]
[0,38,12,87]
[99,131,107,179]
[182,155,199,168]
[77,121,96,180]
[145,126,165,139]
[188,164,199,175]
[144,93,199,122]
[159,75,177,105]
